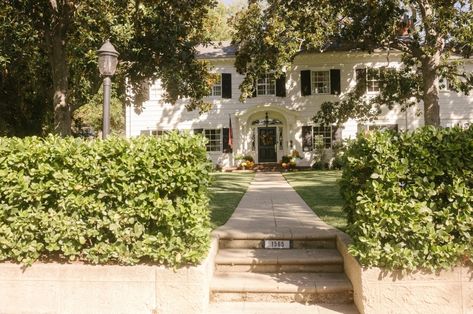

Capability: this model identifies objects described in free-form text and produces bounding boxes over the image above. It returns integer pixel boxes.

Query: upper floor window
[301,69,341,96]
[208,73,232,98]
[257,73,276,96]
[211,75,222,97]
[311,71,330,94]
[366,68,382,93]
[356,68,384,94]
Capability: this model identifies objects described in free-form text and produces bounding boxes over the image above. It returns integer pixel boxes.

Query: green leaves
[342,126,473,270]
[0,134,211,267]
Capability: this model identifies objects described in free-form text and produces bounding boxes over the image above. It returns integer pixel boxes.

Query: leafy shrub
[0,133,211,266]
[341,126,473,270]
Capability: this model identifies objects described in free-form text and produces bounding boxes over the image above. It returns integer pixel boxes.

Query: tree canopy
[232,0,473,126]
[1,0,217,136]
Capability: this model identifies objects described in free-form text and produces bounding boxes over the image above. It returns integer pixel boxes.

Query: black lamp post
[97,39,119,139]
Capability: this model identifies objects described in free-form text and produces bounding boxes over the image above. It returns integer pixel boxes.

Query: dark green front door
[258,127,277,163]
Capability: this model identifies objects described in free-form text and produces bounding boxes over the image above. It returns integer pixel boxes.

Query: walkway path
[210,172,358,314]
[214,172,340,240]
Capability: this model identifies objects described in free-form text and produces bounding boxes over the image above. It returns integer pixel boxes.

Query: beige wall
[337,236,473,314]
[0,237,218,314]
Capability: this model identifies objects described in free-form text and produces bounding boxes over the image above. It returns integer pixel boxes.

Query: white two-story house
[126,41,473,167]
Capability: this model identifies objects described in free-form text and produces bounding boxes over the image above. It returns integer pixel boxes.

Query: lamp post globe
[97,40,119,139]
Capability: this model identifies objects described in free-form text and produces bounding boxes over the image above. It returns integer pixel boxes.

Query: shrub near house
[0,133,211,266]
[341,126,473,270]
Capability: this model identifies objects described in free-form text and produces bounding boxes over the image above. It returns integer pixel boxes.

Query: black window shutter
[300,70,311,96]
[222,128,232,153]
[194,128,203,135]
[275,74,286,97]
[302,126,313,152]
[355,68,367,92]
[222,73,232,99]
[330,69,341,95]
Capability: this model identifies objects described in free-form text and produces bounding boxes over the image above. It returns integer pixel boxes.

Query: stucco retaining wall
[337,235,473,314]
[0,236,218,314]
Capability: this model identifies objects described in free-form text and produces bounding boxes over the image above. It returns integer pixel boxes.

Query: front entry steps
[209,235,358,313]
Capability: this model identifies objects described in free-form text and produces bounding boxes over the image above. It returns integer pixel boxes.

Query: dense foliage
[231,1,473,126]
[341,127,473,270]
[0,134,211,266]
[0,0,216,136]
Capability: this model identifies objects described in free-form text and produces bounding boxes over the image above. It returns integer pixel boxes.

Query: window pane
[367,68,381,92]
[211,74,222,96]
[256,73,276,96]
[311,71,330,94]
[313,125,332,149]
[204,129,222,151]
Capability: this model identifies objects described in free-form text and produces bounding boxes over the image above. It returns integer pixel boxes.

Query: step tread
[211,272,352,294]
[208,302,359,314]
[215,248,343,265]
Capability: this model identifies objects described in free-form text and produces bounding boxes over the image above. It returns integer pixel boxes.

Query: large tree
[232,1,473,126]
[1,0,216,136]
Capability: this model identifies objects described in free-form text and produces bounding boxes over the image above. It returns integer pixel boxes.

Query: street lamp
[97,39,119,139]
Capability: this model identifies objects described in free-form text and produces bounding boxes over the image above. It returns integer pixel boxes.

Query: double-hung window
[366,68,382,93]
[311,71,330,94]
[257,73,276,96]
[194,128,231,152]
[204,129,221,152]
[211,75,222,97]
[302,125,333,151]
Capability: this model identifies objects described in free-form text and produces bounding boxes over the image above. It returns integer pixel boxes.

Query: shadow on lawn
[209,173,255,228]
[284,170,347,232]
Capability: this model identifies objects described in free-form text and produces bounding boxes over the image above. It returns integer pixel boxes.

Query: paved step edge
[208,301,359,314]
[215,248,343,265]
[215,264,344,273]
[210,291,354,304]
[210,272,352,294]
[219,239,337,249]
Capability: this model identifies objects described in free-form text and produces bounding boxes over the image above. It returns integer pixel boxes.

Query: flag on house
[228,114,233,152]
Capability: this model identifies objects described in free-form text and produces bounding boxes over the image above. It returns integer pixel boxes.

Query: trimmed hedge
[341,126,473,270]
[0,133,211,266]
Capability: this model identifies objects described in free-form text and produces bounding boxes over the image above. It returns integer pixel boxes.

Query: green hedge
[341,126,473,270]
[0,133,211,266]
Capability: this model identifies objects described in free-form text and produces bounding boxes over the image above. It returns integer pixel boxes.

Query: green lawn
[283,170,347,231]
[209,172,255,228]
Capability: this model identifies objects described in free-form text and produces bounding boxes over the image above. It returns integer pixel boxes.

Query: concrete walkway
[210,172,358,314]
[213,172,341,240]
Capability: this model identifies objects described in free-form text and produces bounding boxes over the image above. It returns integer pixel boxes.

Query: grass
[209,172,255,229]
[283,170,347,231]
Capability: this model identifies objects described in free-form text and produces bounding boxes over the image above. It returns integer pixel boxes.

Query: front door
[258,127,277,163]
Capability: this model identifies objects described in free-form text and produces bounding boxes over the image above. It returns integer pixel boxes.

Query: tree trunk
[46,1,72,136]
[421,56,441,127]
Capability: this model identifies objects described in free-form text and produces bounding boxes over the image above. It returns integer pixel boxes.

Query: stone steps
[210,272,353,304]
[210,235,355,308]
[215,248,343,273]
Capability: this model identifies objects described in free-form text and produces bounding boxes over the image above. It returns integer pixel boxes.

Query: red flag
[228,114,233,150]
